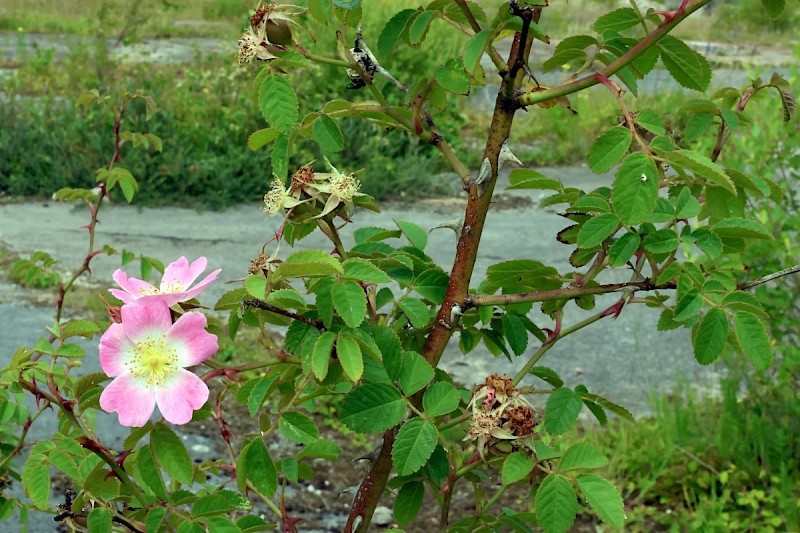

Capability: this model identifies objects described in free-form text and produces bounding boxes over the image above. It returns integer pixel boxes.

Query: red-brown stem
[344,8,542,532]
[518,0,712,108]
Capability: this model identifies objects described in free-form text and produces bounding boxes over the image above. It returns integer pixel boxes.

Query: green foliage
[2,2,798,532]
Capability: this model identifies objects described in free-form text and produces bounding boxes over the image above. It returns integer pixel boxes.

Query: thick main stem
[344,8,541,532]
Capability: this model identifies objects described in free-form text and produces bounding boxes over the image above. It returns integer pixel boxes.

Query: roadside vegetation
[2,1,799,530]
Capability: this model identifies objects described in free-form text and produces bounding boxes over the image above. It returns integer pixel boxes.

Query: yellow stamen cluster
[159,279,185,293]
[329,171,361,201]
[126,336,179,387]
[262,179,287,216]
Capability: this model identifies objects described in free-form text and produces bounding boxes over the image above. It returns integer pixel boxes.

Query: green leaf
[435,57,470,94]
[395,220,428,250]
[559,443,608,471]
[571,195,610,213]
[612,152,658,225]
[136,446,167,499]
[761,0,785,19]
[674,290,703,322]
[394,481,425,526]
[244,275,268,300]
[337,333,364,382]
[61,319,101,339]
[422,381,460,417]
[272,250,344,280]
[555,35,597,55]
[577,214,619,249]
[657,35,712,92]
[408,10,435,45]
[658,149,735,194]
[684,112,714,142]
[334,0,362,8]
[298,439,342,461]
[464,30,491,72]
[247,376,277,416]
[398,351,435,396]
[87,508,112,533]
[588,127,632,174]
[193,490,252,516]
[636,109,665,136]
[593,7,640,33]
[712,218,773,240]
[312,331,336,381]
[502,451,534,485]
[543,48,586,72]
[413,268,449,304]
[279,412,319,444]
[485,260,561,291]
[608,232,640,267]
[536,475,578,533]
[247,128,280,151]
[577,474,625,530]
[378,9,416,58]
[343,258,391,284]
[332,280,367,328]
[313,115,345,153]
[643,229,679,254]
[694,307,728,365]
[245,439,278,497]
[146,507,167,533]
[151,424,193,485]
[21,456,50,509]
[530,366,563,388]
[392,418,439,476]
[733,312,773,370]
[271,134,289,180]
[507,169,562,191]
[398,297,431,328]
[258,74,299,133]
[340,383,407,433]
[545,388,583,435]
[502,313,528,356]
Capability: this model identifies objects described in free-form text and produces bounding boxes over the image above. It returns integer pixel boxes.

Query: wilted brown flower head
[465,374,539,459]
[237,3,302,66]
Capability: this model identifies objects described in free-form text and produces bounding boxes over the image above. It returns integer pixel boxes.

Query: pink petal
[100,374,156,427]
[108,288,135,304]
[180,269,221,301]
[99,322,134,377]
[112,270,157,300]
[167,312,219,366]
[160,256,201,291]
[120,303,172,342]
[155,370,209,425]
[130,293,184,307]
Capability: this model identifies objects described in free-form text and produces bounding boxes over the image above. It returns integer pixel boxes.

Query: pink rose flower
[109,256,221,307]
[99,304,218,426]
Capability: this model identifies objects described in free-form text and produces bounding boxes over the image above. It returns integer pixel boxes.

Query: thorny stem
[464,279,672,308]
[483,483,511,515]
[595,73,653,155]
[244,299,324,329]
[438,448,458,532]
[345,7,543,531]
[737,264,800,290]
[518,0,712,108]
[55,99,126,324]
